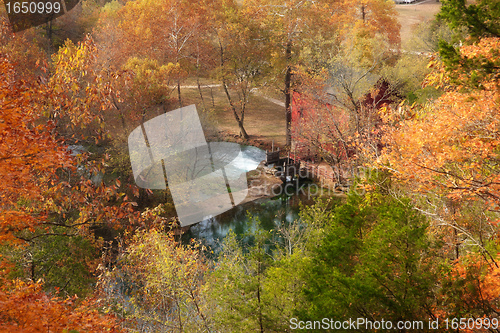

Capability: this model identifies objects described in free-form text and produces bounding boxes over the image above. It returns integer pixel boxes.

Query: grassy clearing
[179,84,287,146]
[395,0,442,45]
[181,77,220,86]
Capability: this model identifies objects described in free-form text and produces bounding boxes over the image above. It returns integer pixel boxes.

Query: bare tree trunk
[285,41,293,148]
[197,78,207,112]
[222,81,249,139]
[217,35,249,140]
[196,43,207,112]
[188,288,212,333]
[112,95,127,131]
[210,87,215,107]
[177,80,182,108]
[45,20,54,55]
[257,272,264,333]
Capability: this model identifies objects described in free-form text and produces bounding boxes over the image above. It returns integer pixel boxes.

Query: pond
[181,190,315,252]
[181,144,318,253]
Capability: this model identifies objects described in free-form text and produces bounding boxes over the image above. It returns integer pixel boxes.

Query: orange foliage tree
[244,0,336,147]
[39,35,121,133]
[0,7,47,82]
[0,56,71,243]
[339,0,400,50]
[98,0,215,106]
[381,37,500,214]
[244,0,400,147]
[1,51,138,243]
[437,254,500,331]
[210,0,272,139]
[0,275,124,332]
[291,67,353,179]
[0,54,130,333]
[379,37,500,296]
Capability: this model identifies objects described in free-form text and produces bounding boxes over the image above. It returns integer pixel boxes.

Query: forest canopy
[0,0,499,331]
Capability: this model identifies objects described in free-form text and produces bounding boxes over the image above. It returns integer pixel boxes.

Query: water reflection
[181,186,315,253]
[180,144,318,253]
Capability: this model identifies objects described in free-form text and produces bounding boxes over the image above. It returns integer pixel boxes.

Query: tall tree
[205,225,273,332]
[211,0,270,139]
[244,0,334,148]
[438,0,500,39]
[300,191,440,325]
[292,32,400,178]
[108,0,213,107]
[244,0,400,148]
[0,56,71,243]
[98,228,213,332]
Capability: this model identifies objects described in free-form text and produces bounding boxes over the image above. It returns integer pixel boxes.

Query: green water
[181,182,317,253]
[180,144,341,253]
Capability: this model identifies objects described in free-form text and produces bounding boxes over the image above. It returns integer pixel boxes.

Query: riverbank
[242,162,283,204]
[206,130,284,152]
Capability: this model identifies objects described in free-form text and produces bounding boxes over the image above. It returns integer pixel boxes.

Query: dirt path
[181,85,286,108]
[251,88,285,108]
[395,1,442,45]
[177,84,222,89]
